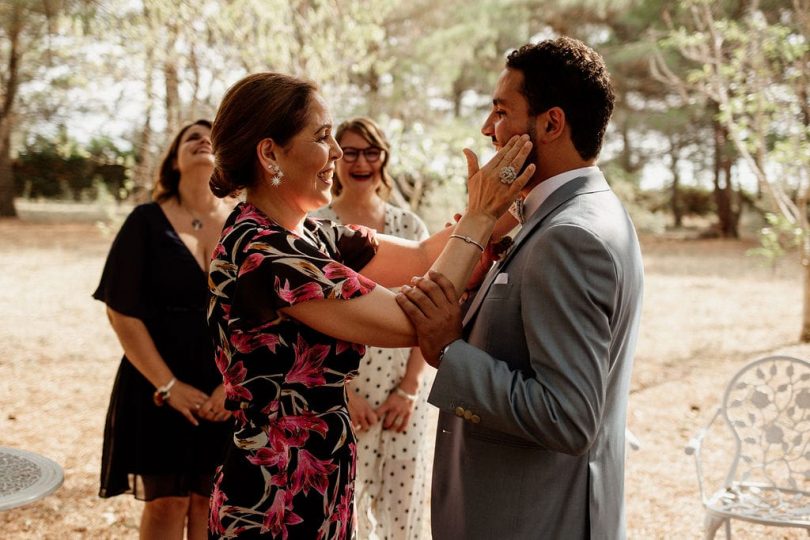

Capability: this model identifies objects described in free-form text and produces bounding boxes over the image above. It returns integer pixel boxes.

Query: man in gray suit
[397,37,643,539]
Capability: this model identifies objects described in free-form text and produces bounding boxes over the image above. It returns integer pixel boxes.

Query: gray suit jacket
[428,171,643,539]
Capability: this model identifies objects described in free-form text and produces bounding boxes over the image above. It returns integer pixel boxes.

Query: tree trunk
[0,2,23,217]
[188,43,200,120]
[0,120,16,217]
[802,257,810,343]
[669,136,682,228]
[131,29,156,202]
[163,23,181,137]
[712,117,738,237]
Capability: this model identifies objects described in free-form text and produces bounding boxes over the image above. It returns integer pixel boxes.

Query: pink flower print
[276,414,329,446]
[322,262,375,298]
[208,474,227,535]
[223,361,252,402]
[212,242,227,258]
[286,335,329,387]
[214,347,230,375]
[275,277,325,305]
[237,203,268,225]
[246,445,289,470]
[239,252,265,277]
[335,339,365,357]
[346,223,379,248]
[330,481,355,539]
[261,400,280,416]
[261,489,304,539]
[290,449,338,497]
[348,442,357,480]
[230,329,283,354]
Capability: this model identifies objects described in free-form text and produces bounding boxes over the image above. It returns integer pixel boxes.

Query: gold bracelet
[395,386,418,401]
[449,234,485,252]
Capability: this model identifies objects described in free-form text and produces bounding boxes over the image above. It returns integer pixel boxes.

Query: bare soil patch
[0,220,808,539]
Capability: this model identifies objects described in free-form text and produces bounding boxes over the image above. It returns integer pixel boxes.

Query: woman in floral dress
[206,72,534,539]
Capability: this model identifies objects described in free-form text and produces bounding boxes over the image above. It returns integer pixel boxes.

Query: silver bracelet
[449,234,485,252]
[395,386,418,401]
[153,377,176,407]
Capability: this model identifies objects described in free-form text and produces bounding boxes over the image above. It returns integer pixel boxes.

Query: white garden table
[0,446,64,511]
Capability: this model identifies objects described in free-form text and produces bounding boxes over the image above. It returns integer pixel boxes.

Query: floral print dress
[207,202,378,539]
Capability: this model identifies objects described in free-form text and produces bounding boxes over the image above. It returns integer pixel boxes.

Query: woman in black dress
[94,120,235,539]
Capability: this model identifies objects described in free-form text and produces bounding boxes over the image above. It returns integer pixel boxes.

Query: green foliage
[747,212,805,268]
[13,131,134,201]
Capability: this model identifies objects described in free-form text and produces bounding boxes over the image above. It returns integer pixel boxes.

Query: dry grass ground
[0,216,808,539]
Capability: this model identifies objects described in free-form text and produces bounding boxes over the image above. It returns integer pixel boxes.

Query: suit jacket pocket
[485,282,512,300]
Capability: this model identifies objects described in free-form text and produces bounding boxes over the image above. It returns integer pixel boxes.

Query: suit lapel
[462,172,610,328]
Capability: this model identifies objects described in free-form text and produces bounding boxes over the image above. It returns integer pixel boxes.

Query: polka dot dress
[312,203,438,540]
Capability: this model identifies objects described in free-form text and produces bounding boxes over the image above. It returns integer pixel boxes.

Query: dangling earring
[268,163,284,187]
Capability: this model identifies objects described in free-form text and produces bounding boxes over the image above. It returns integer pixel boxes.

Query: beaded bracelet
[449,233,485,252]
[153,377,176,407]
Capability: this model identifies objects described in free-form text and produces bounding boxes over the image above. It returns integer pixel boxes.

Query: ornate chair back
[721,356,810,492]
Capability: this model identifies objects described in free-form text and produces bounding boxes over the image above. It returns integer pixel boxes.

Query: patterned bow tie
[508,198,526,225]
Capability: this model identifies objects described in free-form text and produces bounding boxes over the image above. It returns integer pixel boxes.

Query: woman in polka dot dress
[312,117,437,539]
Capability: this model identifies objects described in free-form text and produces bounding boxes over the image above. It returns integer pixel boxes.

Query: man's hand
[396,270,462,368]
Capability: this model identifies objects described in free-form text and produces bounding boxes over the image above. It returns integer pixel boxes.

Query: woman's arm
[364,207,519,289]
[359,226,451,288]
[106,307,210,425]
[283,135,534,347]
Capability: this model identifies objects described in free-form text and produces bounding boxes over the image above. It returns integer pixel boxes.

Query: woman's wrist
[395,386,418,402]
[453,212,496,248]
[153,377,176,407]
[398,376,420,396]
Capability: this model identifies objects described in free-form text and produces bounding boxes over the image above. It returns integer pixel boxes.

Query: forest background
[1,0,809,537]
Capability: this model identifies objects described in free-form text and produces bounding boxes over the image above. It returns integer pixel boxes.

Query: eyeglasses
[341,147,383,163]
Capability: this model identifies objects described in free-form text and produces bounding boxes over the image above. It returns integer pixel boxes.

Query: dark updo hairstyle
[152,119,212,202]
[333,117,394,200]
[506,36,615,161]
[209,72,318,198]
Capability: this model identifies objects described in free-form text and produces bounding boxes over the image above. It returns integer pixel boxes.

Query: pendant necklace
[179,199,203,230]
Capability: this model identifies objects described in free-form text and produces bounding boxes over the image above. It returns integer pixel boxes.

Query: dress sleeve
[318,219,379,271]
[92,205,150,319]
[232,226,377,325]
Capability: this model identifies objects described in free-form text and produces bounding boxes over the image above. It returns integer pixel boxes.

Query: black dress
[94,202,229,500]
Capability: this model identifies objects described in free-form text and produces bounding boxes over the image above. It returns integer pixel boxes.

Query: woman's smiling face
[335,130,384,196]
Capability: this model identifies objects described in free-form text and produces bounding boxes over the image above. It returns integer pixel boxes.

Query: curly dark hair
[506,37,614,161]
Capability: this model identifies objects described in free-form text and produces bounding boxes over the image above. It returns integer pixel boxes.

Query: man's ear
[256,138,279,170]
[542,107,565,139]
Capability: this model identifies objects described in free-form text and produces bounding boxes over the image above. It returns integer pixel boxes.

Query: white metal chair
[686,355,810,539]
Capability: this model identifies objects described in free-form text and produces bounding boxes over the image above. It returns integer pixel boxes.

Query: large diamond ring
[499,165,517,185]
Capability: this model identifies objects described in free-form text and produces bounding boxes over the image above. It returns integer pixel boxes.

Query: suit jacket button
[463,410,473,420]
[454,406,465,417]
[471,414,481,424]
